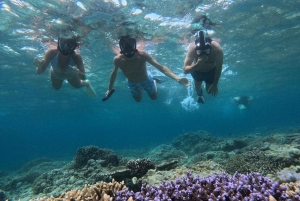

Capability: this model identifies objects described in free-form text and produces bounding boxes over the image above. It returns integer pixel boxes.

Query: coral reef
[115,172,290,201]
[223,149,283,175]
[30,179,126,201]
[172,130,220,155]
[0,189,6,201]
[283,180,300,200]
[2,131,300,200]
[72,146,115,169]
[126,159,155,178]
[277,170,300,183]
[17,158,54,174]
[104,154,120,167]
[0,160,67,198]
[145,144,186,162]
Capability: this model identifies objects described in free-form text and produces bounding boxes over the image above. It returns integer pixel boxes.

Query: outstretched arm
[208,42,224,96]
[212,47,223,87]
[105,58,119,96]
[34,49,57,74]
[145,52,190,87]
[73,53,86,80]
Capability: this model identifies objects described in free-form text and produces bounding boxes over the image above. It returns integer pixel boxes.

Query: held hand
[196,54,208,64]
[33,57,42,68]
[105,89,111,97]
[178,77,190,87]
[34,57,43,73]
[70,66,81,74]
[208,84,218,97]
[103,88,116,101]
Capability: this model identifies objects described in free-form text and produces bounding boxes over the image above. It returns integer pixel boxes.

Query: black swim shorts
[191,69,215,84]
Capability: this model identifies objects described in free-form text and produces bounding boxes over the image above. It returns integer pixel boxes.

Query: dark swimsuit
[191,68,215,84]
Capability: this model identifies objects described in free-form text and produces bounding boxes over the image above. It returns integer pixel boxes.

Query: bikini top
[50,53,75,73]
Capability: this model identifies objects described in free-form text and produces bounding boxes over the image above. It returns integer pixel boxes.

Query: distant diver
[34,37,97,97]
[190,15,219,33]
[183,30,223,104]
[233,96,253,109]
[104,36,190,102]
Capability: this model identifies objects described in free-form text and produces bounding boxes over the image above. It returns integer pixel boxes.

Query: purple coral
[116,172,290,201]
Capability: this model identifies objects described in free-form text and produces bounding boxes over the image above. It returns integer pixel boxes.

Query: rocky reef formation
[71,146,116,169]
[1,130,300,200]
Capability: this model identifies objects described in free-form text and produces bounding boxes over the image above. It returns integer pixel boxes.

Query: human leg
[147,79,157,100]
[68,76,97,97]
[127,81,143,102]
[50,71,64,90]
[143,72,157,100]
[133,92,143,102]
[206,83,212,94]
[194,80,205,104]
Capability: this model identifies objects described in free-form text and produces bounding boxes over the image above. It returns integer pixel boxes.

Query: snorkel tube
[195,30,211,56]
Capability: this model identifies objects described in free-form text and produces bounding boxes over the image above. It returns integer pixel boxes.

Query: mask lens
[196,48,210,56]
[124,51,135,58]
[59,39,76,56]
[204,49,210,55]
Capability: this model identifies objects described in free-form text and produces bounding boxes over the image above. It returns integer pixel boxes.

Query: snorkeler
[234,96,253,109]
[104,36,190,102]
[183,30,223,104]
[34,37,97,97]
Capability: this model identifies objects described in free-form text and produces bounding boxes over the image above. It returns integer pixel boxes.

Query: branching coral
[115,172,291,201]
[126,159,155,178]
[29,179,126,201]
[283,180,300,201]
[223,149,283,175]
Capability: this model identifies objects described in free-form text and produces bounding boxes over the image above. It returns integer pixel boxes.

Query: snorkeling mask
[58,37,79,56]
[195,30,211,56]
[119,36,137,58]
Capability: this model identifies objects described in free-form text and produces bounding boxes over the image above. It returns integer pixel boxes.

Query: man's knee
[133,96,142,102]
[68,79,82,88]
[52,82,62,90]
[149,93,157,100]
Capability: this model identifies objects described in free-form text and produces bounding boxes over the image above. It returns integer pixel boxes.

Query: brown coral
[282,180,300,200]
[29,179,126,201]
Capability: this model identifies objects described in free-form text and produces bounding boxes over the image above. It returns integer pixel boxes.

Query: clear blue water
[0,0,300,170]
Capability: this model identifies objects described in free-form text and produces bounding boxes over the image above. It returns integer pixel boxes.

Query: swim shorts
[127,71,156,97]
[191,68,215,84]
